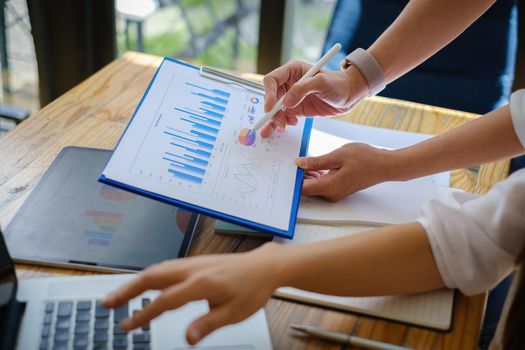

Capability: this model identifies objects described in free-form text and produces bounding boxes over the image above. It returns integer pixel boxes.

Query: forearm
[387,105,525,181]
[368,0,496,82]
[269,222,444,296]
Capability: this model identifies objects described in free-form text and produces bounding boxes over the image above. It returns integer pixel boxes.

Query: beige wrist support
[340,48,386,96]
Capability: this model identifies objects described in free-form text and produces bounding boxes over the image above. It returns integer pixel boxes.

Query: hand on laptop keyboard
[40,298,151,350]
[103,246,279,345]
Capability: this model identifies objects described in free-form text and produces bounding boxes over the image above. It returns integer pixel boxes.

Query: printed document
[102,59,309,232]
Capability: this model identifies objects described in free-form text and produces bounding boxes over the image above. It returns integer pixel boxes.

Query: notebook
[273,224,455,331]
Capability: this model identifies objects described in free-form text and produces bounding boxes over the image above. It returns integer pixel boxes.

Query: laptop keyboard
[39,298,151,350]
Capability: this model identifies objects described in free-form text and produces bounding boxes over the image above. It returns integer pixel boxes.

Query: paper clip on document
[200,66,265,95]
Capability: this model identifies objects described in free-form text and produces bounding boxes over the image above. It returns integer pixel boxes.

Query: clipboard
[100,58,313,238]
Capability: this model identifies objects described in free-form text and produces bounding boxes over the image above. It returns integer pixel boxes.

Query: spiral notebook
[274,224,455,331]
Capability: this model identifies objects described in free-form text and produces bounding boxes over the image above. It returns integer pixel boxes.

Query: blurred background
[0,0,335,135]
[1,0,523,139]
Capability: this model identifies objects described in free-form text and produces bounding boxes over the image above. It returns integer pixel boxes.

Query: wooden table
[0,52,509,349]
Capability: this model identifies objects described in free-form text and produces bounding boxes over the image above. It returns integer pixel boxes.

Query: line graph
[232,153,263,198]
[218,148,280,212]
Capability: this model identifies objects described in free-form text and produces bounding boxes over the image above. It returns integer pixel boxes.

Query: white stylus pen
[252,42,342,132]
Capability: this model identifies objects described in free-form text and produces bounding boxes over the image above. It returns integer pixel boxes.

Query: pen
[290,324,414,350]
[252,42,342,132]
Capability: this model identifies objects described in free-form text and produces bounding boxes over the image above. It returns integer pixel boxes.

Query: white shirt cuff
[510,89,525,149]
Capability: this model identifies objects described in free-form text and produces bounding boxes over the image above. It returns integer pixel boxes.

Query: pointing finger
[119,279,203,331]
[104,262,187,308]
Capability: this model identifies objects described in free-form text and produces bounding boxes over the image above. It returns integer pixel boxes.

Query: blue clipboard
[100,57,313,239]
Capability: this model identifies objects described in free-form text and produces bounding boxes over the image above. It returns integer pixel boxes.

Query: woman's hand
[102,243,283,345]
[298,142,396,202]
[260,60,368,138]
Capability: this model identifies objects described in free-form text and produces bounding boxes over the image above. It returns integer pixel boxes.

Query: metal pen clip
[200,66,265,94]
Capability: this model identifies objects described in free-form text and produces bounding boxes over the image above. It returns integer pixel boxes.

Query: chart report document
[100,58,312,238]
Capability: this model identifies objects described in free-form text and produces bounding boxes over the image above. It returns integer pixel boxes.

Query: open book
[274,224,455,331]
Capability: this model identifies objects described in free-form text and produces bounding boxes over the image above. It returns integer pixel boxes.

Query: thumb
[282,75,323,109]
[295,153,341,171]
[186,305,235,345]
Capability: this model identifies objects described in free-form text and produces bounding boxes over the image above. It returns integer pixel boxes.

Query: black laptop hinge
[0,299,26,350]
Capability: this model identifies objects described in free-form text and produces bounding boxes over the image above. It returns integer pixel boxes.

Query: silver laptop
[0,229,273,350]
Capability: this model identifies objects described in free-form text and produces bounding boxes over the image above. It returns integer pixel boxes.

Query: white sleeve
[417,90,525,296]
[510,89,525,148]
[418,169,525,295]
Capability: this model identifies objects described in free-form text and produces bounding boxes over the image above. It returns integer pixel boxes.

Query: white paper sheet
[298,183,453,225]
[298,119,452,224]
[102,59,307,231]
[310,118,450,186]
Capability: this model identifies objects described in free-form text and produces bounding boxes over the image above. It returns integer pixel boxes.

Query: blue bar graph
[187,115,221,127]
[165,152,209,167]
[164,131,214,150]
[171,143,212,158]
[167,126,216,141]
[200,108,224,119]
[168,169,203,184]
[184,154,208,166]
[185,82,230,98]
[190,130,216,141]
[191,92,228,105]
[163,80,232,185]
[180,118,219,134]
[174,108,221,126]
[164,158,206,175]
[201,101,226,112]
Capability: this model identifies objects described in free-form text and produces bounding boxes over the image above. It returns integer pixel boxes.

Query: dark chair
[324,0,525,172]
[322,0,518,115]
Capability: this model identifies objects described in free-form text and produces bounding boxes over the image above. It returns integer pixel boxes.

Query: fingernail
[189,327,202,343]
[295,158,305,168]
[119,319,131,331]
[102,294,114,305]
[282,95,290,108]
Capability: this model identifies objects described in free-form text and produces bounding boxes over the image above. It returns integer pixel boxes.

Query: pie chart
[238,128,256,146]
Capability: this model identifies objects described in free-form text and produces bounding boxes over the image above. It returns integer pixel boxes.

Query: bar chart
[83,209,122,246]
[161,81,230,185]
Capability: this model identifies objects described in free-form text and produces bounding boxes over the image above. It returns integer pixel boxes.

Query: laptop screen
[4,147,197,272]
[0,229,16,307]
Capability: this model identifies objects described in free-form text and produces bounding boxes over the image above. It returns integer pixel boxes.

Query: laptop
[4,147,199,272]
[0,229,273,350]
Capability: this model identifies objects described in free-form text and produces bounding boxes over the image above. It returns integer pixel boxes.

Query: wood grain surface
[0,52,509,350]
